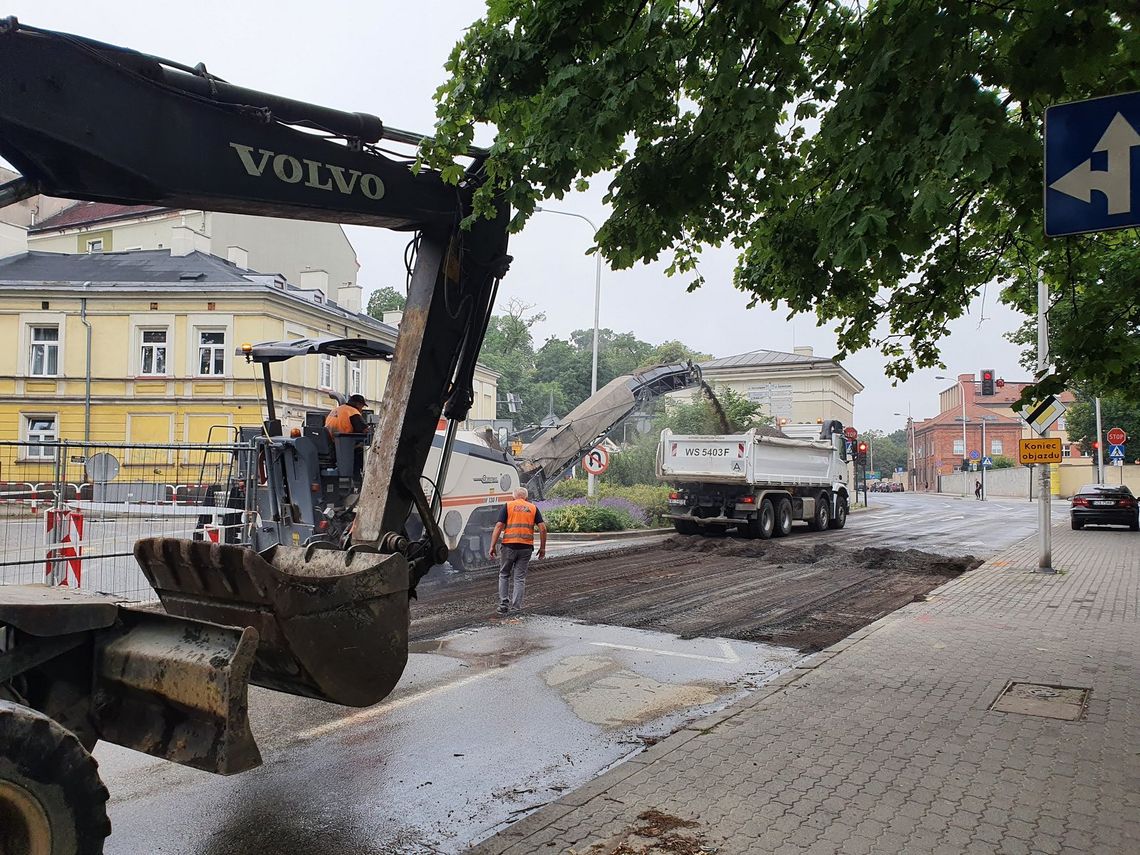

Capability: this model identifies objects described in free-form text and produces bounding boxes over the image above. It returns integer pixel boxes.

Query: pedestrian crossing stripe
[1018,395,1067,436]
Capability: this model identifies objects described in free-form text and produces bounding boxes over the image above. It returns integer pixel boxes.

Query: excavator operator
[325,394,369,438]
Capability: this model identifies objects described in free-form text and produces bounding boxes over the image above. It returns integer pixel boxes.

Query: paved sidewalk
[471,524,1139,854]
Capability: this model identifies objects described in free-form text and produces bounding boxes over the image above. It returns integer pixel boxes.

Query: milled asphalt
[470,522,1140,854]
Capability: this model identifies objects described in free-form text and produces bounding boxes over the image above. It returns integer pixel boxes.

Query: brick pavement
[469,524,1140,855]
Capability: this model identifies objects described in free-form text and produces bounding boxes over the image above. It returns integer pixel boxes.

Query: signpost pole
[981,420,987,501]
[1036,267,1054,573]
[1094,397,1104,484]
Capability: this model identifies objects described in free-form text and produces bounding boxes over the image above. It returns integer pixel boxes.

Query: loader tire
[0,700,110,855]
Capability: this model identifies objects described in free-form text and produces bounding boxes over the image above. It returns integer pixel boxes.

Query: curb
[547,527,673,543]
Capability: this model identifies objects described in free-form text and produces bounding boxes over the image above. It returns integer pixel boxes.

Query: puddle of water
[543,654,718,728]
[408,635,548,669]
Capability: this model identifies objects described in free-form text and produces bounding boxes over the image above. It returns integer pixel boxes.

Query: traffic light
[980,369,995,396]
[856,441,869,462]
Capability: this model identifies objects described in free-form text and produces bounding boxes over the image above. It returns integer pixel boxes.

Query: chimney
[337,283,363,313]
[298,269,329,296]
[382,310,404,327]
[226,246,249,269]
[793,346,814,357]
[171,225,210,256]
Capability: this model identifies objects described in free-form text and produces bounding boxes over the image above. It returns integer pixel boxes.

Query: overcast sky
[7,0,1033,433]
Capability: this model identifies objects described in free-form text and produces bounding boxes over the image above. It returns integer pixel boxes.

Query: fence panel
[0,439,253,602]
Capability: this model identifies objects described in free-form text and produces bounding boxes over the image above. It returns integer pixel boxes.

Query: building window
[952,438,964,456]
[140,329,169,376]
[319,353,333,390]
[197,330,226,376]
[1063,444,1072,458]
[990,439,1003,456]
[29,326,60,377]
[86,238,104,253]
[1056,416,1066,431]
[349,360,362,395]
[25,415,57,457]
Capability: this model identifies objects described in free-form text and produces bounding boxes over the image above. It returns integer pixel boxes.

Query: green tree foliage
[365,286,405,319]
[1065,396,1140,456]
[480,306,708,426]
[427,2,1139,397]
[865,430,908,476]
[601,385,770,486]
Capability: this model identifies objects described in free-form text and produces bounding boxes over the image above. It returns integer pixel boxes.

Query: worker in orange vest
[489,487,547,615]
[325,394,368,437]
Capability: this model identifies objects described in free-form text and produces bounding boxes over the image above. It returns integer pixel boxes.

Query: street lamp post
[936,375,969,497]
[534,206,603,496]
[893,406,917,491]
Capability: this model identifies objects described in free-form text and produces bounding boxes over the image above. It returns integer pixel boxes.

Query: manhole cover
[990,682,1090,721]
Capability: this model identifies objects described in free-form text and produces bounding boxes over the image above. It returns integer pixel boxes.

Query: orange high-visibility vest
[324,404,361,437]
[502,500,538,546]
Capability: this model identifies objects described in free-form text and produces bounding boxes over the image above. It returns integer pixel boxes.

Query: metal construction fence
[0,439,254,602]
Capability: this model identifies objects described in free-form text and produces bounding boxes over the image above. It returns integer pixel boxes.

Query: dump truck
[658,421,851,538]
[0,18,511,853]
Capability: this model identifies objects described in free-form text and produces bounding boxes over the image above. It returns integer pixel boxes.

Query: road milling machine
[0,19,512,853]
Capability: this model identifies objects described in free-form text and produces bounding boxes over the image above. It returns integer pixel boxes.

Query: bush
[545,478,589,499]
[542,503,636,533]
[598,483,671,525]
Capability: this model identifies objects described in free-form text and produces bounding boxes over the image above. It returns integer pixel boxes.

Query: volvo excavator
[0,19,513,853]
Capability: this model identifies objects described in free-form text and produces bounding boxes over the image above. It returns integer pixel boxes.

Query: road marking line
[588,640,740,664]
[297,666,508,741]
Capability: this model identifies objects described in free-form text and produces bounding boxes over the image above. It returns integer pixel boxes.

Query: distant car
[889,482,904,493]
[1070,484,1139,531]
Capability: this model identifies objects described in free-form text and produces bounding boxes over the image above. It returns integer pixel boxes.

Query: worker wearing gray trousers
[489,487,548,614]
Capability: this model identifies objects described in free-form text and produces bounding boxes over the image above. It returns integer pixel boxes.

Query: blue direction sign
[969,450,980,460]
[1045,92,1140,237]
[982,456,994,469]
[1108,444,1125,461]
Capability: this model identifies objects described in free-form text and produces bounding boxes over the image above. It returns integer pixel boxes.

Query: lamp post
[534,206,603,496]
[935,375,969,497]
[893,406,917,491]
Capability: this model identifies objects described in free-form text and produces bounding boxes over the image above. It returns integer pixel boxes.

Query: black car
[1070,484,1139,531]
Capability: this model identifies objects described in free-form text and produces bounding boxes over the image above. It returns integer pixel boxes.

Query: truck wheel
[807,492,831,531]
[0,701,110,855]
[672,519,699,536]
[752,499,775,540]
[829,496,848,530]
[774,498,793,537]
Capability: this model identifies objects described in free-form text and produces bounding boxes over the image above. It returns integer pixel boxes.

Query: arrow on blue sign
[1108,444,1125,460]
[1045,92,1140,237]
[981,456,993,468]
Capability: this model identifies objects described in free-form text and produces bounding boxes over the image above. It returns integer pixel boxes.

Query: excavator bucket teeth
[133,538,410,707]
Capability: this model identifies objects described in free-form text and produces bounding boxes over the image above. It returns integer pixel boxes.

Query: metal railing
[0,439,254,602]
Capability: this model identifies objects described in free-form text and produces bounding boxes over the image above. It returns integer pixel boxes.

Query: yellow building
[0,248,499,483]
[684,346,864,427]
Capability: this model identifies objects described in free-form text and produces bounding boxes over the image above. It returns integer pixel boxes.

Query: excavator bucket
[133,539,410,708]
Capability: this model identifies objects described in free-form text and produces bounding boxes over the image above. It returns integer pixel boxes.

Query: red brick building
[911,373,1081,491]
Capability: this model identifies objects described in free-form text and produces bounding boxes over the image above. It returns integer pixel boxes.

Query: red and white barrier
[45,507,84,587]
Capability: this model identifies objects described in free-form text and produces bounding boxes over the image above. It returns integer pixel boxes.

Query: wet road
[97,618,799,855]
[844,491,1068,555]
[83,492,1067,852]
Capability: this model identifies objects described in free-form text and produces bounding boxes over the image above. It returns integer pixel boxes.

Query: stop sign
[843,426,858,441]
[1107,426,1127,446]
